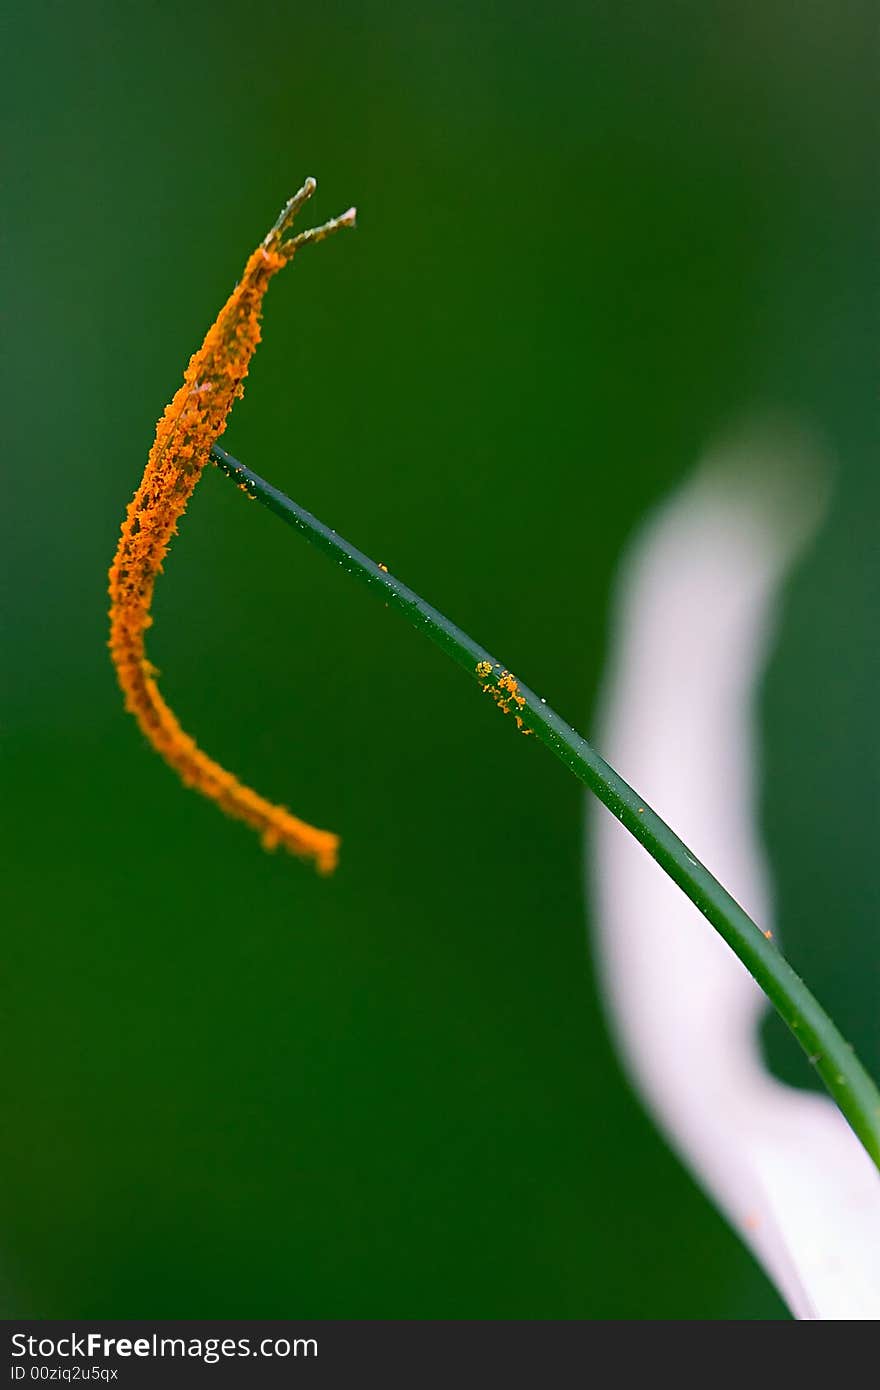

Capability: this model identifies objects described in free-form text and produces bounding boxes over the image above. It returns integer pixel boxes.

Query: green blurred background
[4,0,877,1318]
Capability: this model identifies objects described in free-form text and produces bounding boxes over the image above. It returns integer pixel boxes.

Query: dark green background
[4,1,877,1318]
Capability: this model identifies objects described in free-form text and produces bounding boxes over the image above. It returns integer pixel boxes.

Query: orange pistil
[107,180,355,873]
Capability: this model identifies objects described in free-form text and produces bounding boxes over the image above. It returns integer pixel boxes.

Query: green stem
[211,442,880,1170]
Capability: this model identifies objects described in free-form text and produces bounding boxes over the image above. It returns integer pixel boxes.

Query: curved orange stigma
[108,179,355,873]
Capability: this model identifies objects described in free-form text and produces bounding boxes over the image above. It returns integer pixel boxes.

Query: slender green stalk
[211,442,880,1170]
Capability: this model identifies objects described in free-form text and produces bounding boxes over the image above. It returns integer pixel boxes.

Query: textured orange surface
[108,186,353,873]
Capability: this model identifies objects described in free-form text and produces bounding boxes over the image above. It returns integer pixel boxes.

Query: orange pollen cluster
[476,663,533,735]
[107,182,354,873]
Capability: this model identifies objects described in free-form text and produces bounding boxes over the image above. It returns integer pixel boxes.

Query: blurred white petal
[588,422,880,1320]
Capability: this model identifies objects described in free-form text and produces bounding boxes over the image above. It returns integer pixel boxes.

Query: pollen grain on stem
[107,179,355,873]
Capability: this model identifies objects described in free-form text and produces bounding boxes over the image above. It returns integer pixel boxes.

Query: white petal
[587,422,880,1320]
